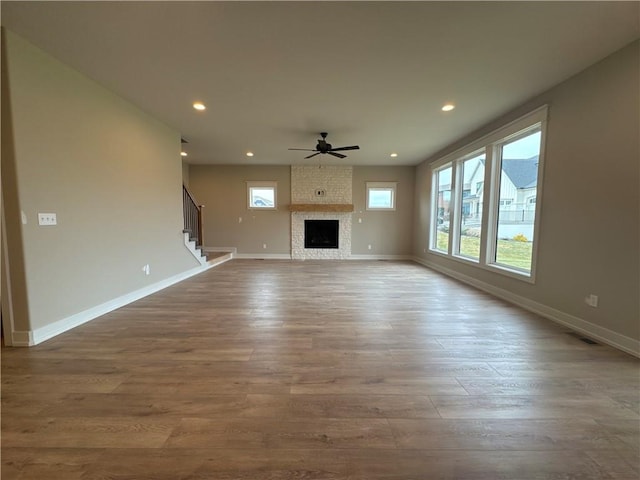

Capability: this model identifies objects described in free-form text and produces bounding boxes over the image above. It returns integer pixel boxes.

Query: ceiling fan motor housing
[317,141,332,152]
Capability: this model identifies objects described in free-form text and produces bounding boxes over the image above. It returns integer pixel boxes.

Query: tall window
[429,107,546,281]
[493,129,541,271]
[433,166,452,252]
[455,152,485,260]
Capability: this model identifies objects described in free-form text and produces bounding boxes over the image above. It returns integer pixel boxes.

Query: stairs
[183,231,207,265]
[183,231,233,267]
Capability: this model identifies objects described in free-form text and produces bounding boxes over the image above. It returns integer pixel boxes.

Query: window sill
[427,248,535,284]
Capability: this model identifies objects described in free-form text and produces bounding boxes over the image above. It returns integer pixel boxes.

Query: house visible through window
[493,130,541,271]
[247,181,277,209]
[455,151,485,260]
[433,168,451,252]
[429,106,547,280]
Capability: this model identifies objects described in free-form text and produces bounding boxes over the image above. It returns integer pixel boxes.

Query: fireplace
[304,220,339,249]
[290,165,352,260]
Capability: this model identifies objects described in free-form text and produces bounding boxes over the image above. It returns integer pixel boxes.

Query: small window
[247,181,277,209]
[366,182,397,210]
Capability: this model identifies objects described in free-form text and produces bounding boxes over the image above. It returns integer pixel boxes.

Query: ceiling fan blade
[328,151,347,159]
[289,148,317,151]
[305,152,321,159]
[330,145,360,152]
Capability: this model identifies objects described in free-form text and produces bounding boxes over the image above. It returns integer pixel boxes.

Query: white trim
[232,254,413,261]
[365,182,397,211]
[234,253,292,260]
[429,107,548,283]
[183,232,206,265]
[17,263,216,347]
[11,330,33,347]
[349,254,413,261]
[203,246,237,255]
[431,105,549,170]
[246,181,277,210]
[207,253,233,267]
[412,257,639,358]
[1,200,16,346]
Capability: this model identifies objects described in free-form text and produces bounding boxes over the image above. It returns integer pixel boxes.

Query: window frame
[452,149,486,262]
[430,164,453,254]
[429,106,548,283]
[366,182,397,211]
[246,181,278,210]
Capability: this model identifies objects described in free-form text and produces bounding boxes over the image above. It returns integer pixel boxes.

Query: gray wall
[189,165,292,255]
[352,166,415,256]
[189,165,415,257]
[2,30,199,334]
[414,40,639,342]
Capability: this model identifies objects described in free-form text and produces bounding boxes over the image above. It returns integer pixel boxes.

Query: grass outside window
[437,232,533,270]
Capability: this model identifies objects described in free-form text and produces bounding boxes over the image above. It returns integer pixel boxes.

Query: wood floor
[2,260,639,479]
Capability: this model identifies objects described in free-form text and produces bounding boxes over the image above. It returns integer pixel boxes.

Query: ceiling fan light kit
[289,132,360,159]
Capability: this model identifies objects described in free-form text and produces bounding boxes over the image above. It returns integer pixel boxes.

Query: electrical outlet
[142,264,150,275]
[239,217,243,223]
[368,244,372,250]
[38,213,57,226]
[263,243,267,249]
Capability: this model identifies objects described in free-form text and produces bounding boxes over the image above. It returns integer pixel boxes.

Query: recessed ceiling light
[390,153,398,158]
[246,152,254,157]
[193,102,206,111]
[180,151,188,157]
[442,103,455,112]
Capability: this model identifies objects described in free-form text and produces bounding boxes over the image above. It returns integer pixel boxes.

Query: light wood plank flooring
[2,260,639,479]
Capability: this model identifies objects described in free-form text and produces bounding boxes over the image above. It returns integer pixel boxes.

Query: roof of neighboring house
[502,156,539,189]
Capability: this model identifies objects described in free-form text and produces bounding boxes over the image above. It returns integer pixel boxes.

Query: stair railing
[183,185,204,247]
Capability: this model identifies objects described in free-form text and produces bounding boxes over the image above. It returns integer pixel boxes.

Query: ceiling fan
[288,132,360,159]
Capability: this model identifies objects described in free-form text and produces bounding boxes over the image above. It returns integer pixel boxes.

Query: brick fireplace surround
[290,165,353,260]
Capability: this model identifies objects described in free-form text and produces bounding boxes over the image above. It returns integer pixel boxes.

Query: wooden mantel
[288,204,354,213]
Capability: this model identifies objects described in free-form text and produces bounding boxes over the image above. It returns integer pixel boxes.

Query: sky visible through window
[504,131,541,158]
[369,189,392,208]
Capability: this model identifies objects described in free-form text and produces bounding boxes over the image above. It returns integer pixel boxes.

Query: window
[429,106,547,280]
[432,166,451,252]
[366,182,397,210]
[247,181,277,209]
[492,129,541,272]
[455,151,485,261]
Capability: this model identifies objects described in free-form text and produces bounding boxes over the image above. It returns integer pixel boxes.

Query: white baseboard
[203,246,237,254]
[412,256,639,357]
[207,253,233,267]
[15,263,215,347]
[234,253,292,260]
[349,254,413,261]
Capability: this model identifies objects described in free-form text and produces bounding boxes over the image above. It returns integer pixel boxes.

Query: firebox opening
[304,220,339,249]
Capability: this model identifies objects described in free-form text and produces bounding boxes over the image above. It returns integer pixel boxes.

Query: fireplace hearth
[304,220,339,249]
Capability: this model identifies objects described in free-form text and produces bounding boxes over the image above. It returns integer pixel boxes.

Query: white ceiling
[2,1,639,166]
